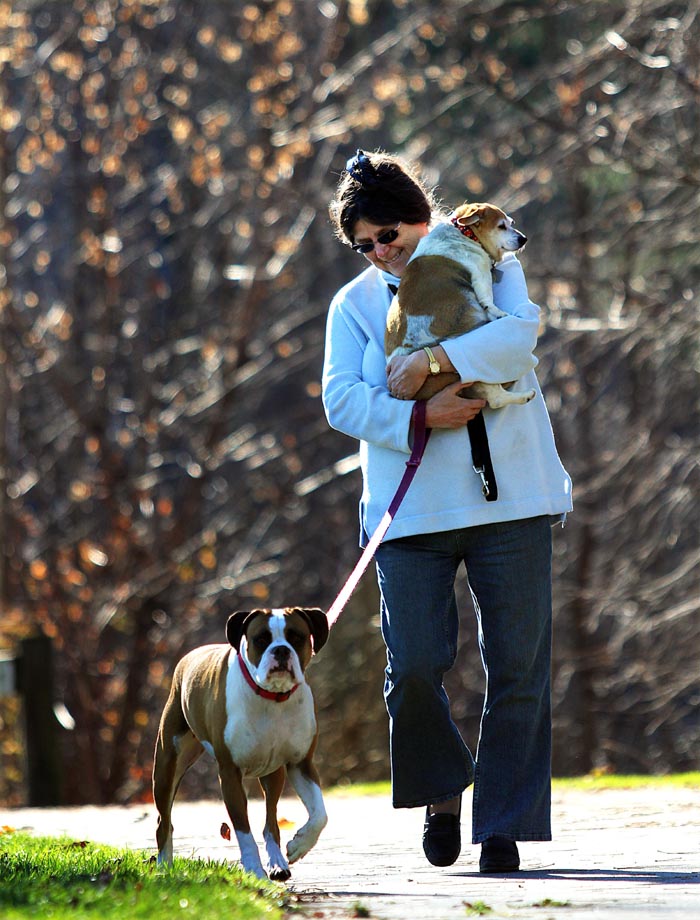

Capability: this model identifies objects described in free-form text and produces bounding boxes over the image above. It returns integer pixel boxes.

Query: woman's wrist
[431,345,455,373]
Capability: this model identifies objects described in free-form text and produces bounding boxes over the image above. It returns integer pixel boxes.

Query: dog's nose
[273,646,291,664]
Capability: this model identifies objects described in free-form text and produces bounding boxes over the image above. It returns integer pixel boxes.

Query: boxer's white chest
[222,660,317,777]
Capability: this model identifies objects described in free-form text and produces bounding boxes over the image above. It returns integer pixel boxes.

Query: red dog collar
[237,652,299,702]
[450,216,480,243]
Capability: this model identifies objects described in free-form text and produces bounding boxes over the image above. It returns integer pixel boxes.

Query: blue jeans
[374,515,553,843]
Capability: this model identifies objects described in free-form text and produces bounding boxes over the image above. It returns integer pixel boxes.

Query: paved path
[3,784,699,918]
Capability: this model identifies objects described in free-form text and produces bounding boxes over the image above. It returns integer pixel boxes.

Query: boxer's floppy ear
[226,610,259,650]
[296,608,329,654]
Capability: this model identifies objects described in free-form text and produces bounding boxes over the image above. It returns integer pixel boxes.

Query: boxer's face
[240,610,314,691]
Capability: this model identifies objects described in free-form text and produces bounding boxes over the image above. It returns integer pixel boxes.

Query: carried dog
[153,607,329,880]
[385,202,536,406]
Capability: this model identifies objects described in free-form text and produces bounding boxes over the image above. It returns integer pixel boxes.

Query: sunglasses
[351,223,401,253]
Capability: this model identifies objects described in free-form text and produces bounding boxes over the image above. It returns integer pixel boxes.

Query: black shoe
[422,803,461,867]
[479,836,520,873]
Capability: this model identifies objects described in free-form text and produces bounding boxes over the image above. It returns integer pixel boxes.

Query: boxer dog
[385,201,537,405]
[153,607,329,881]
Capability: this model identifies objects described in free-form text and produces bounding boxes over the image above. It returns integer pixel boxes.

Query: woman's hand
[424,382,486,429]
[386,352,428,400]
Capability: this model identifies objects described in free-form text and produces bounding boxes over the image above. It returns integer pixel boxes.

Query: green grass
[329,772,699,798]
[0,831,288,920]
[464,902,493,916]
[552,771,700,790]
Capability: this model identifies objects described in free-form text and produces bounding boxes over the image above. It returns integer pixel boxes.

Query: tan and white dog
[153,607,329,880]
[385,202,537,405]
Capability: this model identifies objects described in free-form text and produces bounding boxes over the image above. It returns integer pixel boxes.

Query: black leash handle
[467,411,498,501]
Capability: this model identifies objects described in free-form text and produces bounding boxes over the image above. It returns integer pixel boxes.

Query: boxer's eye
[285,629,305,648]
[254,634,271,651]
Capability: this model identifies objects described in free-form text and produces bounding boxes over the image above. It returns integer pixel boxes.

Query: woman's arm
[322,296,416,453]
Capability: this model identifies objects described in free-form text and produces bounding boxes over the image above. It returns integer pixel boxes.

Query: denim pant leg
[460,516,553,843]
[375,534,475,808]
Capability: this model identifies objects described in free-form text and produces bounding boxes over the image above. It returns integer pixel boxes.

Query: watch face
[424,346,440,375]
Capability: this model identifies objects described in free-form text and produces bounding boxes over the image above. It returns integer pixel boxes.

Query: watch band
[423,346,441,376]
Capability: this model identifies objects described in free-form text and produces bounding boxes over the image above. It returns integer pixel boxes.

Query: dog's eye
[254,634,271,650]
[285,629,305,648]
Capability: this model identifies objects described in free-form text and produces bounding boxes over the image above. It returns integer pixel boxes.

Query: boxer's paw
[286,831,310,864]
[156,840,173,867]
[286,821,323,864]
[264,830,291,881]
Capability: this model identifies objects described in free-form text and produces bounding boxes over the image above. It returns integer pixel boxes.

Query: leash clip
[473,464,490,498]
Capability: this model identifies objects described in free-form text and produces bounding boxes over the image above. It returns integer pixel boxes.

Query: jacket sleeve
[322,292,415,454]
[440,254,540,384]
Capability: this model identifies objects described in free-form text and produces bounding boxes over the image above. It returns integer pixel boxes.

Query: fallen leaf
[220,822,231,840]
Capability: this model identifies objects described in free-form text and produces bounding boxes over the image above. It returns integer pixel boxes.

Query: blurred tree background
[0,0,698,805]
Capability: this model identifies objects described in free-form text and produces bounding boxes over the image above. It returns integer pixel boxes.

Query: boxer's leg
[153,692,204,865]
[260,767,291,880]
[286,753,327,863]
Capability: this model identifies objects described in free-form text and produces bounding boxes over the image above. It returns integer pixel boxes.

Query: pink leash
[326,400,431,628]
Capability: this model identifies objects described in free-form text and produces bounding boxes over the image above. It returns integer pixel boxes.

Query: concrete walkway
[2,784,699,919]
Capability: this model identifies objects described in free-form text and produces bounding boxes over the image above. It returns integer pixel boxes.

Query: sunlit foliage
[0,0,698,803]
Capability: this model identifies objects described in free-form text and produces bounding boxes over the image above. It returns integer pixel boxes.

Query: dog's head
[451,202,527,263]
[226,607,329,693]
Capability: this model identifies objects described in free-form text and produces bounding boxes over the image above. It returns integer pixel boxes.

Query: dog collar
[450,216,480,244]
[450,217,497,266]
[237,652,300,702]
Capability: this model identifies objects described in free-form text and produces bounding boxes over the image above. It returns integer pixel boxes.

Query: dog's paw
[486,387,537,408]
[286,834,305,864]
[286,830,315,864]
[264,831,291,880]
[156,843,174,868]
[485,305,508,321]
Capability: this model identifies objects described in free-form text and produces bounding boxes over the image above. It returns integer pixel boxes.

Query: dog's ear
[454,202,493,228]
[296,607,329,655]
[226,610,257,650]
[456,212,480,228]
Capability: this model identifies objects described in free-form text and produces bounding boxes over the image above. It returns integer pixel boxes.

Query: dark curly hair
[329,149,439,245]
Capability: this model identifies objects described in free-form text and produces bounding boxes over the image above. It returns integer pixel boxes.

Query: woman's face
[351,219,430,277]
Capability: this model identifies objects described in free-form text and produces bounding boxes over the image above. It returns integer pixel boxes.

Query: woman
[322,149,572,872]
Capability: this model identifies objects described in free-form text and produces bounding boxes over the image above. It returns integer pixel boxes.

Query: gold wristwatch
[423,346,441,376]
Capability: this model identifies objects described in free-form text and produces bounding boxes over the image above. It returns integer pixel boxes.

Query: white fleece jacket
[322,253,572,545]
